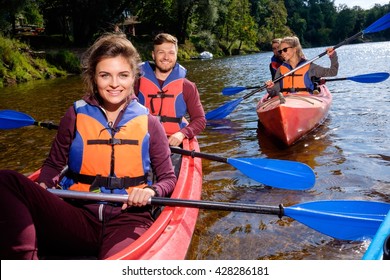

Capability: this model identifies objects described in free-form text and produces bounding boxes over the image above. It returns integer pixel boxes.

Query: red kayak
[256,84,332,146]
[28,137,202,260]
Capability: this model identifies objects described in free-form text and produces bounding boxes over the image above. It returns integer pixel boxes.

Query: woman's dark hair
[81,32,141,96]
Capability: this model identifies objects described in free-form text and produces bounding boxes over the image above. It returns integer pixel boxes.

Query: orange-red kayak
[28,137,202,260]
[256,84,332,146]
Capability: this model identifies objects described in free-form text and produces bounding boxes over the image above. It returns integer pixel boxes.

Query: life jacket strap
[159,115,182,124]
[87,139,139,145]
[148,92,174,99]
[67,170,147,190]
[148,90,173,114]
[281,87,312,93]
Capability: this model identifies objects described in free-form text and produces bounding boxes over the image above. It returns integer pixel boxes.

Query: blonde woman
[265,36,338,98]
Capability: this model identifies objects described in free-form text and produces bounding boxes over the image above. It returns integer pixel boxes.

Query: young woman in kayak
[263,36,338,99]
[0,32,176,260]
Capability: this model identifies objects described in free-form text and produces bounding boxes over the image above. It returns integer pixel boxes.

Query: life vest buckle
[156,89,168,98]
[90,175,124,190]
[108,138,121,145]
[106,176,124,189]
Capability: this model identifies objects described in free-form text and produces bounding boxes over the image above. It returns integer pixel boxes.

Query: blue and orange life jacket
[138,62,188,136]
[279,60,314,94]
[270,56,283,73]
[59,99,150,195]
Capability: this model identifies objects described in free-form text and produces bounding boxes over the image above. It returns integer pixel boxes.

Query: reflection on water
[0,76,83,174]
[1,42,389,259]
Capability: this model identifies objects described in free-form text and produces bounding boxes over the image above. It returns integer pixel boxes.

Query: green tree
[257,0,290,46]
[284,0,307,43]
[333,6,359,43]
[131,0,204,43]
[190,0,219,34]
[174,0,201,43]
[131,0,175,36]
[219,0,258,54]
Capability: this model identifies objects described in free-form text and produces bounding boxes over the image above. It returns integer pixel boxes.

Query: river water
[0,41,389,260]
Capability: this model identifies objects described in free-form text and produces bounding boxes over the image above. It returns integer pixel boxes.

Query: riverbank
[0,35,187,88]
[0,36,75,87]
[0,34,259,88]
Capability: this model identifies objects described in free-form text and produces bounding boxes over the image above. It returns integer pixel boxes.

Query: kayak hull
[256,85,332,146]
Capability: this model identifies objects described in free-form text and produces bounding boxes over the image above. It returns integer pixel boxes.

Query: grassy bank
[0,36,73,87]
[0,35,196,88]
[1,34,259,88]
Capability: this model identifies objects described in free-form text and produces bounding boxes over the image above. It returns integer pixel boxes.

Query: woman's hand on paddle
[168,131,185,146]
[326,47,336,58]
[265,80,274,88]
[122,187,155,210]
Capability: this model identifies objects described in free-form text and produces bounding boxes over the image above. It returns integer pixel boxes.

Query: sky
[333,0,389,9]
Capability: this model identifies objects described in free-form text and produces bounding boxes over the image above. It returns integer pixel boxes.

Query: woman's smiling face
[95,55,134,110]
[279,43,295,61]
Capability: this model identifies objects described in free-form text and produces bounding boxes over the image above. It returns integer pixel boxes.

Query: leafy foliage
[2,0,390,53]
[0,36,66,87]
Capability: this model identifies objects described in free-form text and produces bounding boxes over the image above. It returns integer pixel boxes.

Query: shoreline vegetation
[1,34,252,88]
[0,35,75,87]
[2,0,389,88]
[1,31,388,88]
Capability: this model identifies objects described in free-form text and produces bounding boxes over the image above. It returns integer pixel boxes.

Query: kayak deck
[256,85,332,146]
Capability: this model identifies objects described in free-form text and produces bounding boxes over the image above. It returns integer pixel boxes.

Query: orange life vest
[138,62,188,136]
[60,99,150,195]
[279,61,314,94]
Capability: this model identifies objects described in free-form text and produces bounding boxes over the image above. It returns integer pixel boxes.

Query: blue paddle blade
[227,158,315,190]
[222,87,247,95]
[363,12,390,33]
[0,110,35,129]
[285,200,390,240]
[205,97,243,120]
[349,72,390,83]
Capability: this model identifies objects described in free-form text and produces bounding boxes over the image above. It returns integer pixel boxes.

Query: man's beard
[156,66,172,73]
[155,61,174,73]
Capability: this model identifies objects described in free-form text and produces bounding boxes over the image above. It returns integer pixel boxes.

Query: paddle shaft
[242,86,261,91]
[47,189,389,241]
[48,189,283,215]
[322,77,347,82]
[170,146,227,163]
[34,121,59,130]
